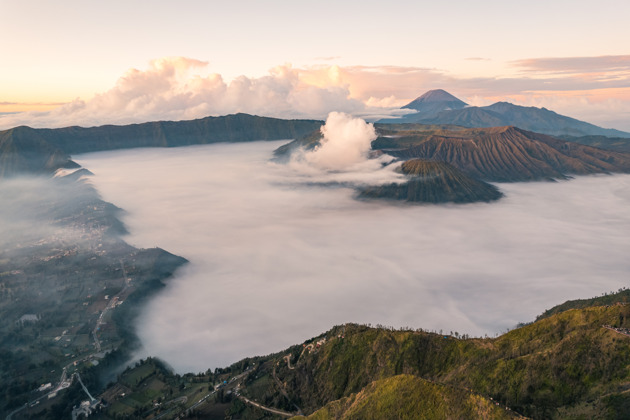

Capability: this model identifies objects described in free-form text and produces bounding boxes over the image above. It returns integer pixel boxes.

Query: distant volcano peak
[403,89,468,110]
[379,90,630,138]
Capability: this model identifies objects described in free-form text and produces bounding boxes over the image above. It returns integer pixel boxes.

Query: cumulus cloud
[298,65,452,106]
[0,58,368,130]
[296,63,630,131]
[2,55,630,131]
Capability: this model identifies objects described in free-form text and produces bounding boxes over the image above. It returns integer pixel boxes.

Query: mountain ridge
[35,113,322,154]
[0,113,323,178]
[17,282,630,419]
[278,123,630,182]
[381,90,630,138]
[400,89,469,120]
[185,289,630,420]
[372,124,630,181]
[0,126,75,178]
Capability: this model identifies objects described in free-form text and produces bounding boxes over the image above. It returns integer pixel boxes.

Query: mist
[0,177,90,250]
[74,142,630,373]
[0,176,118,316]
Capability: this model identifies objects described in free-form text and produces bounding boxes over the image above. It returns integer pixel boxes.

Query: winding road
[236,395,295,418]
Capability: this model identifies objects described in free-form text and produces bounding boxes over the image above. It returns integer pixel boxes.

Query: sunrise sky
[2,0,629,130]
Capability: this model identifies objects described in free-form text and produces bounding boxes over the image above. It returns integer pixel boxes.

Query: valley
[1,107,630,419]
[34,290,630,419]
[3,0,630,417]
[0,176,186,419]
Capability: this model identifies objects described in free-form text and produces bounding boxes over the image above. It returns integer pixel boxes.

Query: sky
[74,140,630,371]
[1,0,630,129]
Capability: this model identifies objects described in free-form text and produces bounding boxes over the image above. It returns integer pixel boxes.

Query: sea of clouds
[74,114,630,373]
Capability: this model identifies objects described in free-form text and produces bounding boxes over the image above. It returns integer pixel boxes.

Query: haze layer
[75,142,630,372]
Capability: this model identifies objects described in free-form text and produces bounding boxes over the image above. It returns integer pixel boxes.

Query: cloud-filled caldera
[74,140,630,373]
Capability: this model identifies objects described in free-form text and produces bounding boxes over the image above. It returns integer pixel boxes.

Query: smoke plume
[285,112,404,186]
[305,112,376,170]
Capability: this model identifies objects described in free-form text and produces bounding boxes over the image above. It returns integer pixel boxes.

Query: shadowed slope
[374,126,630,181]
[36,113,322,154]
[359,159,502,203]
[0,127,76,178]
[0,114,322,178]
[560,135,630,153]
[275,124,630,182]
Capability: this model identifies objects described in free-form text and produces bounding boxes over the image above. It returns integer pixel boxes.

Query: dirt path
[604,325,630,338]
[237,395,297,418]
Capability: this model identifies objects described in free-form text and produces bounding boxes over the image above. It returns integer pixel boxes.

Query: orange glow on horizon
[0,102,66,113]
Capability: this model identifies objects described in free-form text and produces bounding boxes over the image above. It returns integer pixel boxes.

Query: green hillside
[537,288,630,321]
[221,297,630,419]
[304,374,518,420]
[29,289,629,419]
[0,176,187,419]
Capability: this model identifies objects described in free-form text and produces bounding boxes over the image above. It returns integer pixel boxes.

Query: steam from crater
[305,112,377,171]
[286,112,403,186]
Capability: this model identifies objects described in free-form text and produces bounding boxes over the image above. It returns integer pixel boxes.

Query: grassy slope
[83,291,630,419]
[303,374,517,420]
[261,302,630,419]
[538,289,630,321]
